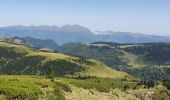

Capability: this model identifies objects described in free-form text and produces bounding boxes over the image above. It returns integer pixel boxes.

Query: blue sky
[0,0,170,36]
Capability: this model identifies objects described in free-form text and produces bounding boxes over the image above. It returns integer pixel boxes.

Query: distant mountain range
[0,36,58,49]
[0,25,170,45]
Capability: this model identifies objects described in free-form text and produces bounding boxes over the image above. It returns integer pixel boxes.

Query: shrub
[0,80,42,99]
[55,81,72,92]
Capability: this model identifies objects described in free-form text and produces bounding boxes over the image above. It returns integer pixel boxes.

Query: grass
[64,86,139,100]
[160,65,170,68]
[0,42,69,60]
[77,59,128,78]
[118,44,143,48]
[0,75,47,99]
[57,77,136,92]
[0,75,134,99]
[121,51,144,68]
[128,84,170,100]
[88,43,115,48]
[0,75,70,100]
[0,75,169,100]
[0,80,42,99]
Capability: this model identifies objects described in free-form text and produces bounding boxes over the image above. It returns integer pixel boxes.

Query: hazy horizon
[0,24,170,37]
[0,0,170,36]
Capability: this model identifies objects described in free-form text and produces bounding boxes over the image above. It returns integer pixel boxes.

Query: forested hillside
[58,42,170,81]
[0,42,126,78]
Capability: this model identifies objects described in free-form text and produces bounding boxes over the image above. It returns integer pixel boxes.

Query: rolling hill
[0,41,127,78]
[0,41,170,100]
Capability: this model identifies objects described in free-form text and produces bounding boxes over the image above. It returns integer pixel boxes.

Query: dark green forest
[0,45,84,76]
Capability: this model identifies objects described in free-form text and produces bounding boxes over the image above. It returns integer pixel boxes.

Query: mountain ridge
[0,25,170,45]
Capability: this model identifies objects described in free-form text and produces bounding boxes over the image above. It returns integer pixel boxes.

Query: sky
[0,0,170,36]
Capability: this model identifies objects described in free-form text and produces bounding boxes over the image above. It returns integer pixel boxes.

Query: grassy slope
[0,36,58,50]
[0,75,138,100]
[0,75,52,99]
[120,43,170,65]
[0,42,68,60]
[120,51,144,68]
[88,43,144,68]
[0,75,169,100]
[64,86,138,100]
[90,43,164,68]
[79,59,127,78]
[0,42,127,78]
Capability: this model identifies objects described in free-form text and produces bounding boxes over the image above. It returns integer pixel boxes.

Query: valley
[1,0,170,99]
